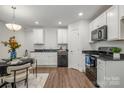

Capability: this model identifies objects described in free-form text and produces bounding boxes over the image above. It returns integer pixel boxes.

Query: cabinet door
[92,19,99,30]
[105,61,124,88]
[97,59,106,88]
[41,53,57,66]
[57,29,63,44]
[98,12,107,27]
[48,53,57,66]
[33,29,44,44]
[89,22,94,43]
[57,29,67,44]
[119,5,124,19]
[107,6,119,40]
[62,29,68,44]
[30,53,36,58]
[34,53,42,65]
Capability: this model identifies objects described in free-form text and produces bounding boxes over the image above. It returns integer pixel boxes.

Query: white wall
[0,22,26,58]
[24,27,68,51]
[68,20,91,72]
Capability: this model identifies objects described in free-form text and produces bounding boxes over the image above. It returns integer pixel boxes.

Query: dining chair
[21,56,37,77]
[29,54,38,78]
[3,62,31,88]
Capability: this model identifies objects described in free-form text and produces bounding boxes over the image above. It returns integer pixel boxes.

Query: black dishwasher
[57,51,68,67]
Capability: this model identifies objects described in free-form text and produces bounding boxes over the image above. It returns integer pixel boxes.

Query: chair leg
[36,67,37,78]
[11,83,16,88]
[0,82,7,88]
[11,83,14,88]
[25,80,27,85]
[26,68,28,88]
[25,78,28,88]
[36,60,37,78]
[26,78,28,88]
[14,83,16,88]
[13,71,16,88]
[5,84,7,88]
[33,69,34,74]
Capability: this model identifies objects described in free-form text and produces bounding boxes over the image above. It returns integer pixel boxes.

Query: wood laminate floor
[35,67,95,88]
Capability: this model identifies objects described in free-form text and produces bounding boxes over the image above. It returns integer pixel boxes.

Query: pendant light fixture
[5,6,22,32]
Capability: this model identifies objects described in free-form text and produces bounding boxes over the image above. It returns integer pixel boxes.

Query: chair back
[7,63,31,74]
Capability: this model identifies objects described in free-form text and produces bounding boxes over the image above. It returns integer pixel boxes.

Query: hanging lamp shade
[5,23,22,32]
[5,6,22,32]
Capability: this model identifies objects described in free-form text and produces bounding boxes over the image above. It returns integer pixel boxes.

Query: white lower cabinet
[97,59,124,88]
[97,59,106,88]
[31,52,57,66]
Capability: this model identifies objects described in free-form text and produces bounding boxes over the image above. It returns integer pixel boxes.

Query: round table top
[0,58,34,77]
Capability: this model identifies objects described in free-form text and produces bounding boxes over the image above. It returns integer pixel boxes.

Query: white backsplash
[90,40,124,53]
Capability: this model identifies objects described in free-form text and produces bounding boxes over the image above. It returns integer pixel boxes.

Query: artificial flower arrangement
[1,36,21,60]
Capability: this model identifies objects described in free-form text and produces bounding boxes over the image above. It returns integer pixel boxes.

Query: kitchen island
[82,47,124,88]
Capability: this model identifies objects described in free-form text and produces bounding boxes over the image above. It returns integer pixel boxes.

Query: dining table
[0,57,37,88]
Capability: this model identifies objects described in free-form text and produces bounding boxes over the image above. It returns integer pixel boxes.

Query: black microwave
[91,25,107,41]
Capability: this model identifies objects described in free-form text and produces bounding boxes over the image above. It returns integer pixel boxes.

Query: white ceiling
[0,5,111,28]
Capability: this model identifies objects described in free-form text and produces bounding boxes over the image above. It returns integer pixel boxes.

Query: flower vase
[10,50,17,60]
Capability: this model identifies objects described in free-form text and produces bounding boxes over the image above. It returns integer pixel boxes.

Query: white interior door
[68,27,82,71]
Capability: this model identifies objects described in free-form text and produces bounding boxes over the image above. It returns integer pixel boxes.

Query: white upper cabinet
[90,12,107,31]
[89,5,124,42]
[119,5,124,19]
[33,29,44,44]
[106,5,124,40]
[92,18,99,30]
[89,22,94,43]
[89,12,106,43]
[57,29,68,44]
[58,29,63,44]
[106,6,119,40]
[97,12,107,27]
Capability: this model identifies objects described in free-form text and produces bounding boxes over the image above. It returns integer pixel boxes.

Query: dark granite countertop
[82,50,113,55]
[30,49,68,53]
[82,50,124,61]
[97,55,124,61]
[30,49,58,52]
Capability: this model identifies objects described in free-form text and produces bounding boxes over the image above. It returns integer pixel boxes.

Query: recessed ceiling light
[78,12,83,16]
[58,21,62,25]
[34,21,39,25]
